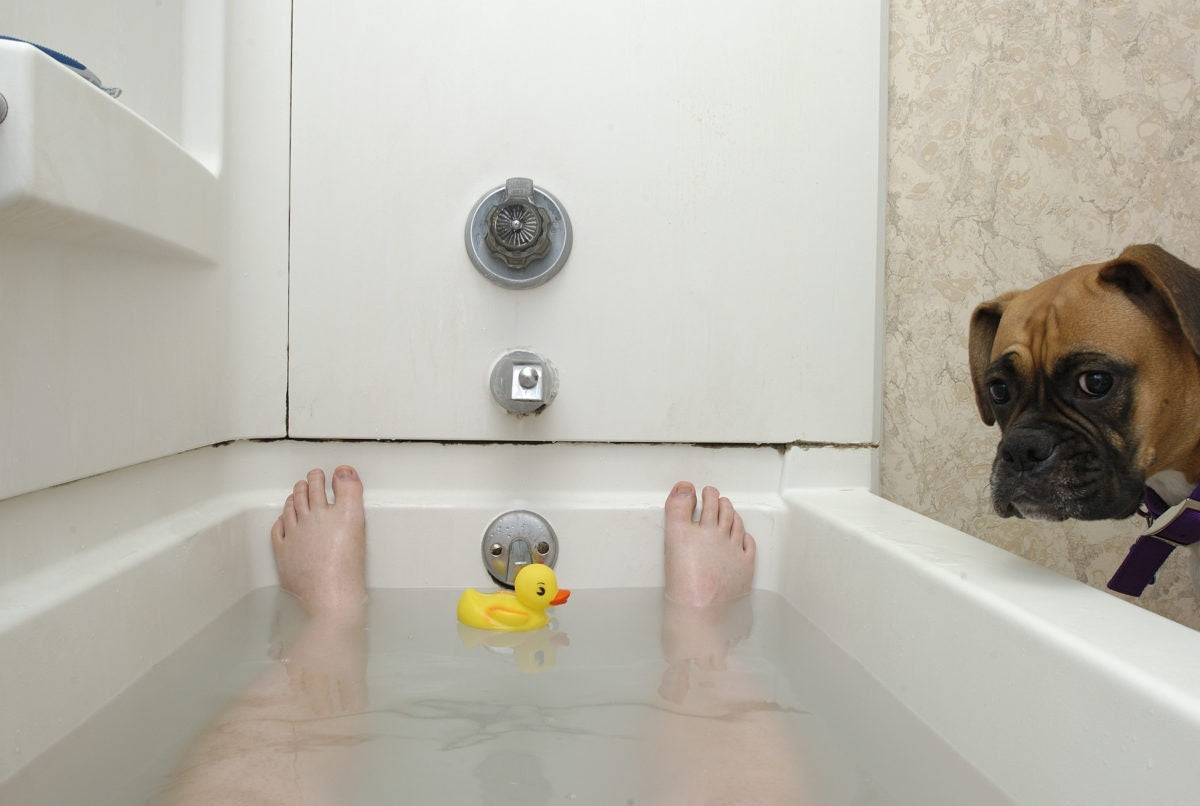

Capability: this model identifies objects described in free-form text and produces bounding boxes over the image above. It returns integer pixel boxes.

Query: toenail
[335,467,355,480]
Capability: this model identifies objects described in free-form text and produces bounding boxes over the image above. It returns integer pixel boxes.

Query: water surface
[0,587,1012,805]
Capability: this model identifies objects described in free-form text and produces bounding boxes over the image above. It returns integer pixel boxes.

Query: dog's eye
[987,380,1011,405]
[1077,371,1113,398]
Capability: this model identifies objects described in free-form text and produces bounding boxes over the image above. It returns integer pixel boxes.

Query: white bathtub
[2,441,1200,803]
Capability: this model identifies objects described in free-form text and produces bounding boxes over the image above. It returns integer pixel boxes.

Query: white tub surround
[0,1,290,502]
[3,441,1200,803]
[0,40,217,260]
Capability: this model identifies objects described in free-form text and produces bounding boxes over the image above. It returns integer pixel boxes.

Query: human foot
[663,482,755,607]
[271,466,367,615]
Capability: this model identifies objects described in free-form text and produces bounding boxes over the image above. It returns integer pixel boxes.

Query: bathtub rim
[3,439,1200,802]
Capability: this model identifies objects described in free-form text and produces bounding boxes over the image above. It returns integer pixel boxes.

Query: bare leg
[166,467,369,806]
[646,482,809,805]
[660,482,756,695]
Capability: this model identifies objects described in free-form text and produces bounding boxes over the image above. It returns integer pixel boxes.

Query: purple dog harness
[1107,484,1200,596]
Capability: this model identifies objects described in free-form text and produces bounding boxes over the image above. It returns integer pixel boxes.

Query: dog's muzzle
[990,424,1143,521]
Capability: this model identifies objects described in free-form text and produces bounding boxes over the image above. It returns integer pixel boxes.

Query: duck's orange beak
[550,588,570,606]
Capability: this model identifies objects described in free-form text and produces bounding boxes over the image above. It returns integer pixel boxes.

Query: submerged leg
[646,482,809,805]
[167,467,369,806]
[660,481,756,688]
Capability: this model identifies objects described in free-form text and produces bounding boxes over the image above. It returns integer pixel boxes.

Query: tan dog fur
[970,244,1200,521]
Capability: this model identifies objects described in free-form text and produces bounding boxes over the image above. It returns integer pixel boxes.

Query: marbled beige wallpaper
[882,0,1200,628]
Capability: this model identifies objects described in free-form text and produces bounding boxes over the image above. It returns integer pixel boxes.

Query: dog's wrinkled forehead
[990,263,1147,372]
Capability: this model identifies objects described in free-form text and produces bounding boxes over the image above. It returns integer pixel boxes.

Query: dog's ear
[1100,244,1200,356]
[969,293,1018,426]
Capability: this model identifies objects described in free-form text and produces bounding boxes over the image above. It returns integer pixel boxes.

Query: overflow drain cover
[481,510,559,587]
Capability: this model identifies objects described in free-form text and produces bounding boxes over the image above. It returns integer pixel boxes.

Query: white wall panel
[290,0,884,443]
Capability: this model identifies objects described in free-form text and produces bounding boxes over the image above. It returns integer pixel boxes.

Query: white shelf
[0,41,218,261]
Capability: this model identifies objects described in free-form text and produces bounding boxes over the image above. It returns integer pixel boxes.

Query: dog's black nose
[1000,428,1059,472]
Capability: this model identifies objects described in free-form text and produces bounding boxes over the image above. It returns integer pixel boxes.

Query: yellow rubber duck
[456,563,570,632]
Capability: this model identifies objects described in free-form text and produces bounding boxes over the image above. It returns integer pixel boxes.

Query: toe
[271,515,285,545]
[742,530,757,557]
[332,465,364,509]
[283,493,299,526]
[307,469,328,509]
[293,481,310,515]
[730,510,745,543]
[664,481,698,525]
[717,497,736,531]
[699,486,719,526]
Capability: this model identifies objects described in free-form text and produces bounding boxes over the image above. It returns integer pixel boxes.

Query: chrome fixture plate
[482,509,559,587]
[490,349,558,416]
[465,178,572,289]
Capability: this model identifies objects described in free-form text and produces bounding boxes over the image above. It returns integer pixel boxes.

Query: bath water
[0,588,1013,805]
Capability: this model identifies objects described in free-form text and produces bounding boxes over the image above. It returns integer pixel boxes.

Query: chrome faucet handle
[465,178,572,289]
[484,178,552,269]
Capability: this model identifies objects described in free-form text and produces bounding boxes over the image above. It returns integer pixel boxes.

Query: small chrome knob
[490,350,558,416]
[517,366,540,389]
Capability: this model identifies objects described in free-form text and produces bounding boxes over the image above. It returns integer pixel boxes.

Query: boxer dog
[970,245,1200,594]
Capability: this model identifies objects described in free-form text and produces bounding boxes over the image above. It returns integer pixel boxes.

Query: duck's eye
[987,380,1010,405]
[536,583,546,596]
[1077,371,1113,398]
